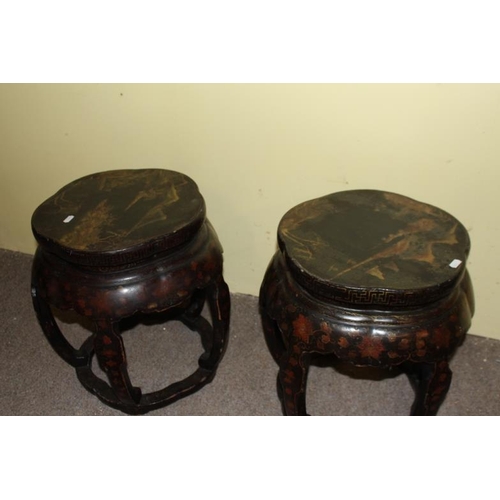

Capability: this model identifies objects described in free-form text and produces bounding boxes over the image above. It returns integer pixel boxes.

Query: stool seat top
[278,190,470,307]
[32,169,206,266]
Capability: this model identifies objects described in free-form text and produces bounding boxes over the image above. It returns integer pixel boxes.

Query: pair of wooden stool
[31,169,474,415]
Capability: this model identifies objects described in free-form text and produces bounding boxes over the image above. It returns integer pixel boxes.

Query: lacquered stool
[259,190,474,416]
[31,169,230,415]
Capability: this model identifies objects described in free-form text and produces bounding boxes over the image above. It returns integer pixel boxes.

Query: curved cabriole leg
[180,289,213,352]
[409,360,452,416]
[279,344,310,416]
[261,310,286,365]
[185,288,207,319]
[199,275,230,371]
[31,284,88,368]
[93,320,142,407]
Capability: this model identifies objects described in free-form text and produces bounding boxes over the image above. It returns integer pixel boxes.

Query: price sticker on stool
[449,259,462,269]
[63,215,75,223]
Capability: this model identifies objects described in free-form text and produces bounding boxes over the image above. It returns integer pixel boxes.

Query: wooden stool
[259,190,474,416]
[31,169,230,415]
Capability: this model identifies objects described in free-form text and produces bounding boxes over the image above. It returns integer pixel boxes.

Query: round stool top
[32,169,206,266]
[278,190,470,307]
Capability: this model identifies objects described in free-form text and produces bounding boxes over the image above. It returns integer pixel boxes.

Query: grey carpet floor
[1,248,499,416]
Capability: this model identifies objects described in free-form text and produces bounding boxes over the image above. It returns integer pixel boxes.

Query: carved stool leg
[93,320,142,406]
[199,275,230,371]
[180,289,213,351]
[31,284,88,368]
[279,343,311,416]
[185,289,207,319]
[261,310,286,365]
[409,360,452,416]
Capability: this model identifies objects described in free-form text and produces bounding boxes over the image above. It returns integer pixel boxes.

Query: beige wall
[1,84,498,339]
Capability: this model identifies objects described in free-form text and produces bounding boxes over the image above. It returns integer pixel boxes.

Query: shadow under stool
[259,190,474,416]
[31,169,230,415]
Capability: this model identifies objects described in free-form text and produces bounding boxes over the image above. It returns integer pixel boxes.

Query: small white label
[63,215,74,223]
[449,259,462,269]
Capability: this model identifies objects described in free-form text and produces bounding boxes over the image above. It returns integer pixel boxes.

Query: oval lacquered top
[278,190,470,307]
[32,169,206,266]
